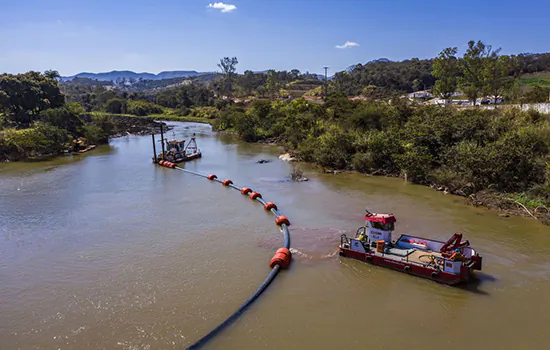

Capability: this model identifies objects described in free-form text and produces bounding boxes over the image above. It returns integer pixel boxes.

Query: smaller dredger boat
[159,136,202,163]
[339,210,482,284]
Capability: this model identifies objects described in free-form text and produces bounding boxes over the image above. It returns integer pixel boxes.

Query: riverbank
[1,114,167,162]
[282,151,550,225]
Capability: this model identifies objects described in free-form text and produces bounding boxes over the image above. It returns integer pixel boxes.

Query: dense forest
[2,40,550,218]
[0,71,161,160]
[332,49,550,97]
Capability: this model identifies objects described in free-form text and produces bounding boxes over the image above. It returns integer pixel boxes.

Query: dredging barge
[339,210,483,284]
[159,137,202,163]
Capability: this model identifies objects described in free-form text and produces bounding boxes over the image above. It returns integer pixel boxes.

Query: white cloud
[207,2,237,13]
[336,41,360,49]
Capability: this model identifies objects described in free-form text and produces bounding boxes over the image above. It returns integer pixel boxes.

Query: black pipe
[186,265,281,350]
[160,124,165,160]
[172,166,291,350]
[152,134,157,163]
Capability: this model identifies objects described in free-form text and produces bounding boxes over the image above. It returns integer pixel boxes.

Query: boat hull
[159,152,202,163]
[76,145,96,154]
[339,247,468,285]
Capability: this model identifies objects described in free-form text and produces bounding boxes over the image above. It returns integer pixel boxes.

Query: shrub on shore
[213,97,550,207]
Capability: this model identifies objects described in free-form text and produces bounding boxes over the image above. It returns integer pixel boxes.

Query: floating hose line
[156,161,291,349]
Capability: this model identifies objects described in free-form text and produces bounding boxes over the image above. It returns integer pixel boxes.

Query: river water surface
[1,122,549,350]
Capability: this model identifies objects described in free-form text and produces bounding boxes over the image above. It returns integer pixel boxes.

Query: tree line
[329,44,550,103]
[212,95,550,208]
[0,71,161,160]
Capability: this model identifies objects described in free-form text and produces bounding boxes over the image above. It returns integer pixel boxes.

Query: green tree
[412,78,423,92]
[266,70,279,99]
[217,57,239,98]
[432,47,459,104]
[104,98,127,114]
[44,70,60,80]
[0,71,65,126]
[522,86,550,103]
[483,54,519,105]
[458,41,492,106]
[40,107,83,135]
[240,70,256,96]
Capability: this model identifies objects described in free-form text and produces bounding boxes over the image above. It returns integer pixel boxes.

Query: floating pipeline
[155,162,292,349]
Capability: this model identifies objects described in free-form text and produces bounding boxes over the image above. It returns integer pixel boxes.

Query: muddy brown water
[1,122,549,350]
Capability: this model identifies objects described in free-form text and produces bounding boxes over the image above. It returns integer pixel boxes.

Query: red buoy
[207,174,217,180]
[264,202,278,211]
[250,192,262,200]
[270,248,292,269]
[275,216,290,226]
[241,187,252,195]
[222,179,233,186]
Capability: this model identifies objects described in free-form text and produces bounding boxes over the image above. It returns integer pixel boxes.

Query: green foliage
[458,40,490,104]
[353,130,398,172]
[104,98,127,114]
[522,86,550,103]
[394,145,435,182]
[235,112,260,142]
[520,72,550,87]
[432,47,459,99]
[483,54,519,100]
[211,93,549,208]
[308,125,356,169]
[0,71,65,126]
[68,102,86,116]
[1,122,70,158]
[348,102,388,130]
[443,123,548,192]
[155,84,215,109]
[217,57,239,97]
[39,107,83,135]
[127,100,163,116]
[331,59,436,96]
[212,107,244,130]
[189,106,219,119]
[80,123,108,144]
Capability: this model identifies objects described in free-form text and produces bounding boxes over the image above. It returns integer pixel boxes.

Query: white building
[408,90,434,99]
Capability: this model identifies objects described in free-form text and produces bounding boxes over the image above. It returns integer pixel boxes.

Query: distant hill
[60,70,208,82]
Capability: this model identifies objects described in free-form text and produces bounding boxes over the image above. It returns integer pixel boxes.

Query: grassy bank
[1,112,164,161]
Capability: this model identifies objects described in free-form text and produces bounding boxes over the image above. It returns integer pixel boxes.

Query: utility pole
[323,66,329,100]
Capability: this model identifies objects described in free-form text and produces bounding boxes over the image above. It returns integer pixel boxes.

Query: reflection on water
[1,122,550,350]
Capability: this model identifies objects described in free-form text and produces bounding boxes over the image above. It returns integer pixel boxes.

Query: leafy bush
[80,123,108,144]
[351,152,376,173]
[1,122,70,158]
[127,100,163,116]
[105,98,127,114]
[310,125,356,169]
[190,106,219,119]
[39,107,83,135]
[394,144,434,182]
[175,106,190,116]
[235,114,259,142]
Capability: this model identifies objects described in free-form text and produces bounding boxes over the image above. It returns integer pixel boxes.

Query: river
[1,122,549,350]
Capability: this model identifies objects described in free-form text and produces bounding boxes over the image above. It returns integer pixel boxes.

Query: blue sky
[1,0,549,76]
